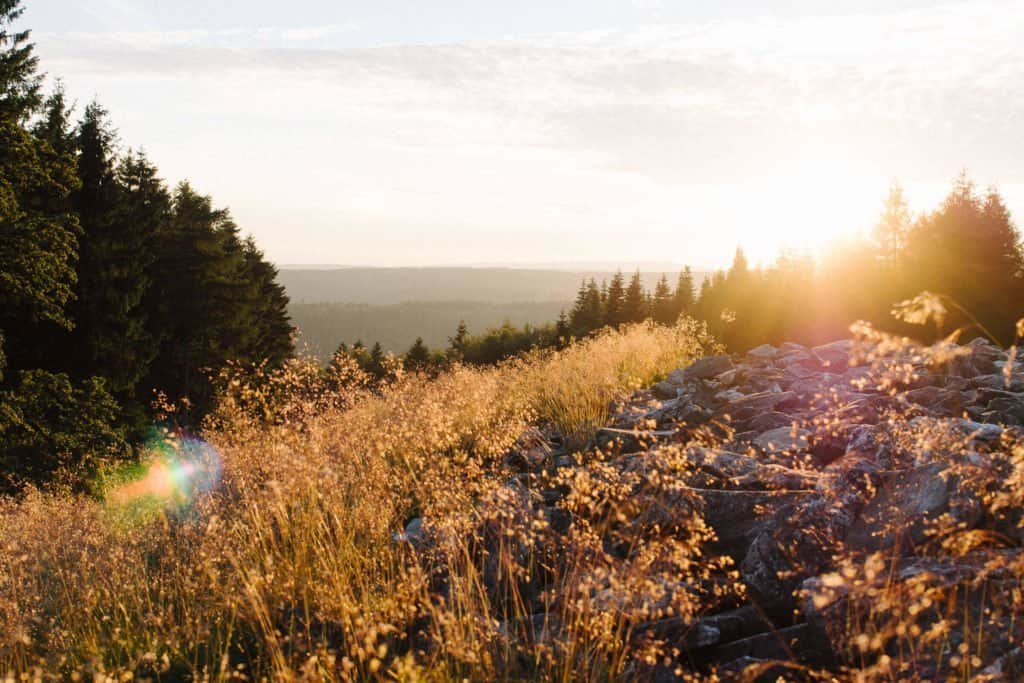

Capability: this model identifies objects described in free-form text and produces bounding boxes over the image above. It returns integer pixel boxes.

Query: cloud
[27,0,1024,265]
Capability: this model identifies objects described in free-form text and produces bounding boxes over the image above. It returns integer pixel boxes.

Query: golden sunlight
[738,143,886,263]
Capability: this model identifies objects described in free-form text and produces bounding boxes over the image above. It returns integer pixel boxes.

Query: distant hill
[290,300,571,360]
[278,267,703,305]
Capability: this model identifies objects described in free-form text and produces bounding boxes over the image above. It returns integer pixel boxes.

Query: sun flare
[737,144,886,263]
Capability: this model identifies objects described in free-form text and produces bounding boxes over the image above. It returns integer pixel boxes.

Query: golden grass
[0,320,718,681]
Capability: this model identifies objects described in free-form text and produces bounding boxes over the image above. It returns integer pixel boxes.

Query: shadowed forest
[4,0,1024,680]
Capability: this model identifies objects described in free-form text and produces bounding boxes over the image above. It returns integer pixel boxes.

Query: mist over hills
[280,267,707,357]
[289,300,569,359]
[278,267,702,305]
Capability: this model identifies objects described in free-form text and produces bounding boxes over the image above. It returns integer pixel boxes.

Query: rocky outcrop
[411,336,1024,679]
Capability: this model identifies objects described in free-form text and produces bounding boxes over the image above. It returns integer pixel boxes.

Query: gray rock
[653,380,680,399]
[746,344,778,362]
[677,355,735,382]
[812,340,852,370]
[845,462,981,552]
[727,391,797,419]
[754,426,810,452]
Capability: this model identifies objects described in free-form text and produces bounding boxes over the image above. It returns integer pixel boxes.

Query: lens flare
[108,433,222,512]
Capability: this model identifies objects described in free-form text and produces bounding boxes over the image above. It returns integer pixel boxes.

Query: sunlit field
[0,321,718,680]
[3,311,1024,681]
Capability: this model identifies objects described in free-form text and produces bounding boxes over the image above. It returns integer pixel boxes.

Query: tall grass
[0,320,717,681]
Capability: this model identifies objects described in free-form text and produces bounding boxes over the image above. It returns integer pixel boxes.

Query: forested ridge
[0,1,292,490]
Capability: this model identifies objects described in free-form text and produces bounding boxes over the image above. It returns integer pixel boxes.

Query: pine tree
[622,269,646,323]
[874,180,911,259]
[569,280,588,329]
[652,274,674,324]
[605,270,626,326]
[368,342,385,379]
[404,337,430,371]
[555,309,570,343]
[448,320,469,360]
[144,183,254,417]
[0,2,79,375]
[240,236,294,366]
[68,103,162,405]
[0,2,127,488]
[671,266,695,320]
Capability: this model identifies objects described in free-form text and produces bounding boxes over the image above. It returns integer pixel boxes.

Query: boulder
[811,340,852,371]
[845,462,981,553]
[725,391,797,420]
[673,355,735,382]
[754,426,810,453]
[746,344,778,362]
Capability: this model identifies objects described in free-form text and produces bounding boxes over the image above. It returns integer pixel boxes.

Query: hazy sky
[21,0,1024,268]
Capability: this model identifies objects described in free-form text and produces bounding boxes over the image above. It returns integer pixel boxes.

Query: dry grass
[0,320,720,681]
[4,312,1024,682]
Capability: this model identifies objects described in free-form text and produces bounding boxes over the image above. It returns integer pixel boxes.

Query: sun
[737,143,887,264]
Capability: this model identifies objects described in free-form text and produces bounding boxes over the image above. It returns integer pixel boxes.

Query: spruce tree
[404,337,430,371]
[68,104,161,406]
[0,2,127,488]
[622,269,646,323]
[145,183,253,417]
[652,274,674,324]
[605,270,626,326]
[448,320,469,360]
[569,280,588,330]
[672,266,695,320]
[240,236,293,367]
[0,1,79,374]
[555,310,570,342]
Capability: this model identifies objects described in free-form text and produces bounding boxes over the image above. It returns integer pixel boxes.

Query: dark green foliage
[460,321,556,365]
[0,0,39,122]
[622,269,647,323]
[0,1,294,488]
[0,369,126,490]
[568,278,604,334]
[144,183,293,420]
[404,337,431,371]
[555,310,570,344]
[604,270,626,326]
[67,105,159,405]
[651,274,674,324]
[672,267,695,320]
[448,319,469,361]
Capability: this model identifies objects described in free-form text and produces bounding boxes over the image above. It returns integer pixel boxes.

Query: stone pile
[408,337,1024,680]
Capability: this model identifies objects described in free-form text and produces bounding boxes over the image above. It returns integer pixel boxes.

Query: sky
[20,0,1024,268]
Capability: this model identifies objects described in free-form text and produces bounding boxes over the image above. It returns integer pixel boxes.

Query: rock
[715,388,746,403]
[754,426,810,453]
[696,488,814,561]
[725,391,797,420]
[394,517,424,546]
[957,418,1003,445]
[746,411,794,433]
[845,462,981,553]
[653,381,680,399]
[632,606,772,652]
[595,427,674,453]
[710,623,828,669]
[676,355,735,382]
[746,344,778,362]
[811,340,853,371]
[504,426,553,471]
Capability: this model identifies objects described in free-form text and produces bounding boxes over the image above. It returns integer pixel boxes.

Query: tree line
[695,176,1024,351]
[333,175,1023,379]
[328,269,698,377]
[0,1,293,489]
